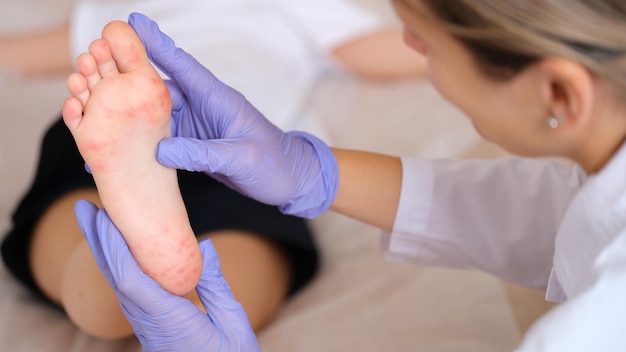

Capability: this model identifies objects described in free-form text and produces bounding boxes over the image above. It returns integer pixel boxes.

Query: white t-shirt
[70,0,387,134]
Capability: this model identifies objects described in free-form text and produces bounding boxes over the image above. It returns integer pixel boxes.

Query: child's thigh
[29,188,102,304]
[194,230,291,331]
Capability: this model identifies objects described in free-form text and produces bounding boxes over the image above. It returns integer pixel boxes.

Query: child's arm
[0,24,71,76]
[332,28,427,81]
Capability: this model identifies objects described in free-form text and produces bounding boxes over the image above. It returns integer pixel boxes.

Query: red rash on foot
[83,139,111,152]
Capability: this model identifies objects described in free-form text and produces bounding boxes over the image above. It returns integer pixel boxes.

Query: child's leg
[61,21,202,295]
[29,188,134,338]
[29,190,290,339]
[200,230,291,331]
[0,25,72,76]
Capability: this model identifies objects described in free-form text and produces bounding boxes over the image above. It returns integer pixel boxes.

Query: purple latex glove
[128,12,338,218]
[74,200,260,352]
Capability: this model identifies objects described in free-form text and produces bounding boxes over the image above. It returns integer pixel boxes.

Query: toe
[89,39,119,78]
[62,96,84,132]
[76,53,101,91]
[67,72,90,108]
[101,20,152,74]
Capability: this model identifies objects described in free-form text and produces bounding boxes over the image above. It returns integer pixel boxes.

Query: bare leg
[193,230,291,332]
[30,190,290,338]
[0,25,72,76]
[29,189,133,338]
[61,21,201,295]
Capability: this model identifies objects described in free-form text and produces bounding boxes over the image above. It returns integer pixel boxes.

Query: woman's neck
[573,118,626,174]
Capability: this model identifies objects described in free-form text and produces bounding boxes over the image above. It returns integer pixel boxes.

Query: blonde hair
[420,0,626,92]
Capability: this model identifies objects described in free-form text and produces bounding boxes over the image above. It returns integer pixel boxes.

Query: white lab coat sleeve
[381,156,587,288]
[516,230,626,351]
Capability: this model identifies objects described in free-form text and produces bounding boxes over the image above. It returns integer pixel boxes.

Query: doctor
[78,1,626,351]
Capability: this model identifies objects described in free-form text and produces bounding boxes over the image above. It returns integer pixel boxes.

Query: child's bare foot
[62,20,202,296]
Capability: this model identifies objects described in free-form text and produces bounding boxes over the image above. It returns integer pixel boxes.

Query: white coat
[383,142,626,351]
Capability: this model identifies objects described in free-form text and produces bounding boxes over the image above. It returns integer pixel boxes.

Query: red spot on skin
[149,76,162,86]
[155,267,172,281]
[101,106,115,119]
[155,90,170,108]
[123,107,139,119]
[127,52,141,66]
[132,224,200,294]
[83,139,110,152]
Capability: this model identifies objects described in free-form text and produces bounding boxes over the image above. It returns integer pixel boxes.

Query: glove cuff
[280,131,338,219]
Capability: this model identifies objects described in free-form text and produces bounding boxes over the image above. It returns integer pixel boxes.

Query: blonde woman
[72,0,626,351]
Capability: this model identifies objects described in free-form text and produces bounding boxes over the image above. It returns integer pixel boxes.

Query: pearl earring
[547,116,560,129]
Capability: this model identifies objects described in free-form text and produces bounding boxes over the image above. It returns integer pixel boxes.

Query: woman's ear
[537,57,595,131]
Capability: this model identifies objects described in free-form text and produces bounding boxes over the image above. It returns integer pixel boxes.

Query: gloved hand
[74,200,260,352]
[128,12,338,218]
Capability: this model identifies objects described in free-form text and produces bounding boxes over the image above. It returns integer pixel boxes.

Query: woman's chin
[471,122,490,141]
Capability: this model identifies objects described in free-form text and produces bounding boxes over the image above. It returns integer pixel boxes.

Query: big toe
[101,20,152,74]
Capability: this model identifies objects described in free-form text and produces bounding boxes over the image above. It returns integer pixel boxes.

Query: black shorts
[1,118,318,303]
